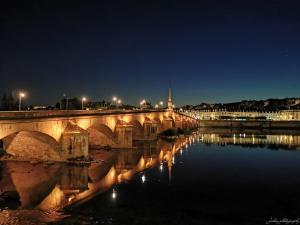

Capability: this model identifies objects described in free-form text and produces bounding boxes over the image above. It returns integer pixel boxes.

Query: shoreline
[199,119,300,129]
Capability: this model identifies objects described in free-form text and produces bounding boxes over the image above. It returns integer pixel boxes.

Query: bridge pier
[143,119,159,140]
[115,121,133,148]
[60,123,89,160]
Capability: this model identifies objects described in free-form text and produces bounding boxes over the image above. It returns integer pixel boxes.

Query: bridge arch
[87,124,116,148]
[1,131,61,161]
[152,117,163,133]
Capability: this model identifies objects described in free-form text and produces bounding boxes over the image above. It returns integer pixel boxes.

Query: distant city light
[159,101,163,106]
[113,96,117,102]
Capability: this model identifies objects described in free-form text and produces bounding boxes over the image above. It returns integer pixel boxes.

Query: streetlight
[18,92,25,111]
[160,101,164,107]
[63,93,68,110]
[117,99,122,109]
[155,104,159,109]
[140,99,146,108]
[112,96,117,105]
[81,97,87,110]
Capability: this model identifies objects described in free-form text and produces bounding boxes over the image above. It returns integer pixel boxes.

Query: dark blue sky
[1,0,300,106]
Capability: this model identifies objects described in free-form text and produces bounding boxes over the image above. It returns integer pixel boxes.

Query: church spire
[167,82,173,112]
[168,82,173,112]
[168,82,172,101]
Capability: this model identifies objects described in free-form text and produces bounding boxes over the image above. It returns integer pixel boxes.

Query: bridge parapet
[0,109,165,120]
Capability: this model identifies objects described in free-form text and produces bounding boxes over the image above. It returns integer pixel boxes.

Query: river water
[1,129,300,225]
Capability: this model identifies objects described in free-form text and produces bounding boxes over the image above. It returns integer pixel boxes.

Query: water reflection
[0,136,190,214]
[200,128,300,150]
[2,130,300,224]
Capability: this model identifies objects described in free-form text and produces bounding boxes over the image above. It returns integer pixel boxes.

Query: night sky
[1,0,300,106]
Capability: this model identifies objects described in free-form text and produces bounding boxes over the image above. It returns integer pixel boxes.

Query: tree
[8,92,16,110]
[1,93,8,110]
[55,102,61,109]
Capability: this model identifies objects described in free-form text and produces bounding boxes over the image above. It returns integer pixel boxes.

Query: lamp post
[159,101,164,108]
[18,92,25,111]
[112,96,118,109]
[63,94,68,110]
[117,99,122,108]
[140,99,146,109]
[81,97,87,110]
[112,96,117,105]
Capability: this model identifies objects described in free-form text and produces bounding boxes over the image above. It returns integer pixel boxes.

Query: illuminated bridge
[0,109,198,161]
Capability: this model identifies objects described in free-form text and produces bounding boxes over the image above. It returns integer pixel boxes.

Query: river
[1,129,300,225]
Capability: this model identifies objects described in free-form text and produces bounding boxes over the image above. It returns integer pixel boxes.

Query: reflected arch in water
[0,136,191,214]
[2,161,61,209]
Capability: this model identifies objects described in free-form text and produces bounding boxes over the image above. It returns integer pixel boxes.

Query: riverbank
[199,119,300,129]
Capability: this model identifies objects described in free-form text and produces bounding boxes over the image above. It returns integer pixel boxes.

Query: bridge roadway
[0,109,198,161]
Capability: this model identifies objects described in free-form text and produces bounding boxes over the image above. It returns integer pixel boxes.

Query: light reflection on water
[1,130,300,224]
[0,137,190,212]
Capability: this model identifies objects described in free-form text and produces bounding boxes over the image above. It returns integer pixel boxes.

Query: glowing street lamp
[18,92,25,111]
[81,97,87,110]
[140,99,146,108]
[63,93,68,110]
[159,101,163,106]
[117,99,122,108]
[112,96,118,105]
[155,104,159,109]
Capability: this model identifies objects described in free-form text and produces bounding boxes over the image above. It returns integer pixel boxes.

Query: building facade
[184,110,300,121]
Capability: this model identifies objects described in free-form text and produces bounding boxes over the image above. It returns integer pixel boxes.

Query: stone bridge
[0,110,198,161]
